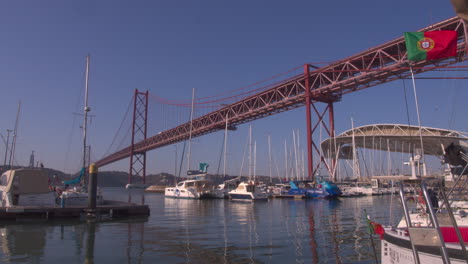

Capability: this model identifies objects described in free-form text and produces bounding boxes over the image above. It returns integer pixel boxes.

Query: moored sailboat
[227,125,268,201]
[59,55,104,207]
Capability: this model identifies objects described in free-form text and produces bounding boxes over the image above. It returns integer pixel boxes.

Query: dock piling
[87,163,98,217]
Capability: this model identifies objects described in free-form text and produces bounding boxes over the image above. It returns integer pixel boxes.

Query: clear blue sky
[0,0,466,177]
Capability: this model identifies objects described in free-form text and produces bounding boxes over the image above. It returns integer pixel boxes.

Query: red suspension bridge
[95,17,467,183]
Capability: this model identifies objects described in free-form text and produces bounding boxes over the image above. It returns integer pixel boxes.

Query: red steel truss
[96,17,467,177]
[128,89,149,184]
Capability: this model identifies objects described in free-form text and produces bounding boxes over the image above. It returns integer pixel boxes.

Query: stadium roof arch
[321,124,468,159]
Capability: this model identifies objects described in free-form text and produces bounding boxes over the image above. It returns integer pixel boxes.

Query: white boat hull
[227,182,268,201]
[1,191,57,207]
[228,192,268,201]
[381,228,466,264]
[164,185,223,199]
[60,190,104,206]
[125,183,150,189]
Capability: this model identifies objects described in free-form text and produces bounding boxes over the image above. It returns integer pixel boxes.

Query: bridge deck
[96,16,467,169]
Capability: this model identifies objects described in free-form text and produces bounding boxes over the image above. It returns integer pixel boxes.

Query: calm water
[0,188,404,264]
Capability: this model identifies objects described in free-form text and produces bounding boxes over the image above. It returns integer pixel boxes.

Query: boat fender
[417,190,426,204]
[459,210,466,218]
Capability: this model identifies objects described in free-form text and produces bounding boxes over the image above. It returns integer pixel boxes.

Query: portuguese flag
[404,31,457,61]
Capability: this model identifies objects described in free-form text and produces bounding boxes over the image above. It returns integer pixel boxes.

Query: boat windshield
[185,181,195,187]
[357,182,372,188]
[0,173,8,186]
[246,185,255,192]
[200,181,214,188]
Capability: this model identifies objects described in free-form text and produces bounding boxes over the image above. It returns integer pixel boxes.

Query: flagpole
[409,65,426,176]
[364,209,379,264]
[464,20,468,56]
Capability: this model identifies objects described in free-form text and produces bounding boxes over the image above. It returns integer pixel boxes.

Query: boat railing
[398,177,468,264]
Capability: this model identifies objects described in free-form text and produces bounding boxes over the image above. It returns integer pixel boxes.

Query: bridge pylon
[129,89,148,184]
[304,64,340,182]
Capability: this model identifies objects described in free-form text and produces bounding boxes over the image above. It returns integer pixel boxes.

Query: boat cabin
[0,169,56,207]
[177,180,215,189]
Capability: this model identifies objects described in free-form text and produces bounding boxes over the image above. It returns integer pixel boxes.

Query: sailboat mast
[187,88,195,171]
[284,140,288,181]
[83,55,90,171]
[253,140,257,181]
[351,118,361,180]
[409,66,426,176]
[268,134,272,183]
[9,101,21,169]
[223,113,228,177]
[248,125,252,180]
[293,130,298,181]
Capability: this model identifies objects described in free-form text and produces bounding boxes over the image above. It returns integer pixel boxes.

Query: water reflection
[0,223,47,263]
[85,221,95,264]
[126,221,145,264]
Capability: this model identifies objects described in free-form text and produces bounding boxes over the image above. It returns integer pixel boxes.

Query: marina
[0,1,467,263]
[0,188,403,263]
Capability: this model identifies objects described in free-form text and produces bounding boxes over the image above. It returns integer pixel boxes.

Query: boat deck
[0,200,150,221]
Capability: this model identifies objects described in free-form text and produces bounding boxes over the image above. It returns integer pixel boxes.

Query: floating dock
[0,200,150,221]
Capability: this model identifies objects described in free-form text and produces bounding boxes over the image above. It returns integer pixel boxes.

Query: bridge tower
[304,64,339,182]
[129,89,149,184]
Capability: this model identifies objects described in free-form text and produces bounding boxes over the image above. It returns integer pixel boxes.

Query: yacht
[227,181,268,201]
[217,177,239,199]
[0,169,56,207]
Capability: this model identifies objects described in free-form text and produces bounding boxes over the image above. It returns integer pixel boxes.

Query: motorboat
[0,169,56,207]
[227,181,268,201]
[217,177,240,198]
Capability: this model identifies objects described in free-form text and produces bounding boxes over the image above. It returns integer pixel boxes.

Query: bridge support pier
[129,89,148,184]
[304,64,338,182]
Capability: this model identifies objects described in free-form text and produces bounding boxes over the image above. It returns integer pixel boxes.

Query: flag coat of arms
[404,31,457,61]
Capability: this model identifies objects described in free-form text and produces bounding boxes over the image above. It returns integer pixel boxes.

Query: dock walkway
[0,200,150,221]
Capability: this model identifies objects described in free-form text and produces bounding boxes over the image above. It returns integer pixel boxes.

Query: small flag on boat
[366,214,385,239]
[404,31,457,61]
